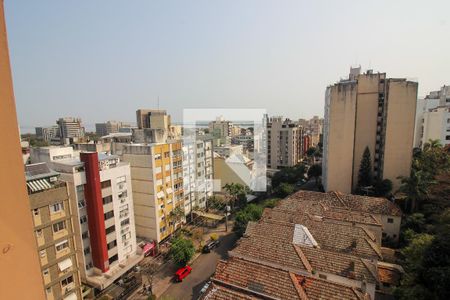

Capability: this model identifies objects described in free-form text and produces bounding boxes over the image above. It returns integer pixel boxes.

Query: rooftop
[281,191,402,217]
[232,228,379,284]
[203,257,371,300]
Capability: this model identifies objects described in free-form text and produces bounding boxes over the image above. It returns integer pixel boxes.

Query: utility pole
[225,205,230,232]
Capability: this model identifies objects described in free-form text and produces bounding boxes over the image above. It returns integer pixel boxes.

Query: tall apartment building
[209,117,233,145]
[36,126,60,142]
[1,3,46,297]
[47,150,141,292]
[136,109,170,130]
[267,116,303,169]
[298,116,323,147]
[121,141,184,243]
[182,137,214,218]
[323,67,418,193]
[57,117,85,142]
[95,121,132,137]
[414,86,450,148]
[25,163,83,300]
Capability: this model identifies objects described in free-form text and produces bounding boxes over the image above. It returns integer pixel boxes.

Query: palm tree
[398,169,434,213]
[223,183,246,210]
[169,206,185,234]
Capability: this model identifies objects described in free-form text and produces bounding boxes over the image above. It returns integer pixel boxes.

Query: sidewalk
[129,220,232,299]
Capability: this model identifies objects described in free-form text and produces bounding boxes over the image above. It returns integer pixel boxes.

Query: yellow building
[121,142,184,243]
[323,67,418,193]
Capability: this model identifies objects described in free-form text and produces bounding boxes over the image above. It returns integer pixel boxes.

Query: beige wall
[383,80,417,191]
[0,2,46,298]
[352,75,380,190]
[324,83,357,193]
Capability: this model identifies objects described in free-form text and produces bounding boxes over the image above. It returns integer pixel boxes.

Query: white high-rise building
[414,86,450,148]
[182,137,214,218]
[41,150,142,291]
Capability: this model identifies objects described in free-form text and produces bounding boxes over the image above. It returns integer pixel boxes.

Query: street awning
[58,257,73,272]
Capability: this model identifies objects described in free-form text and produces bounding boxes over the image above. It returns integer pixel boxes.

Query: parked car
[202,240,220,253]
[198,281,211,297]
[175,265,192,282]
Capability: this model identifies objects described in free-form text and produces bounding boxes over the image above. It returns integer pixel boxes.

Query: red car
[175,265,192,282]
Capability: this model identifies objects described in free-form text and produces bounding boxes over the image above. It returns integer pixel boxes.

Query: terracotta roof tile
[260,210,382,259]
[205,257,371,300]
[280,190,401,217]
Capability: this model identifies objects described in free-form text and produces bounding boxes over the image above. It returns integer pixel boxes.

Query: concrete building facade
[121,142,184,243]
[25,163,83,300]
[323,68,418,193]
[49,152,141,292]
[414,86,450,148]
[182,138,214,217]
[57,117,85,142]
[267,117,303,169]
[36,126,60,143]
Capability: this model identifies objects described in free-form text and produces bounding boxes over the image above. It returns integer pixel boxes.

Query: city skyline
[5,0,450,132]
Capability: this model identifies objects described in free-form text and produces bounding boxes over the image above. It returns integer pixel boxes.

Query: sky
[5,0,450,133]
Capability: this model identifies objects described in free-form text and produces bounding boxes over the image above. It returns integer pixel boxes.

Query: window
[160,226,166,233]
[40,250,46,258]
[446,135,450,141]
[164,151,170,158]
[116,176,126,184]
[104,211,114,220]
[382,232,387,238]
[80,215,88,224]
[43,269,49,276]
[86,262,93,270]
[53,221,66,233]
[103,195,113,205]
[50,202,64,213]
[33,208,39,216]
[101,180,111,189]
[120,218,130,226]
[108,254,118,265]
[387,218,394,224]
[105,225,115,235]
[78,200,86,209]
[84,247,90,255]
[46,288,51,294]
[55,240,69,252]
[82,231,89,239]
[107,240,117,250]
[122,232,131,241]
[155,153,162,160]
[36,229,43,237]
[61,275,74,287]
[76,185,84,193]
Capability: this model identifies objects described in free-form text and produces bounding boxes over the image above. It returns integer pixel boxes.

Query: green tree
[169,236,195,266]
[223,183,247,210]
[373,179,393,197]
[395,232,435,300]
[398,169,434,213]
[307,164,322,186]
[233,204,263,237]
[306,147,317,157]
[169,206,185,233]
[274,183,294,198]
[356,147,373,192]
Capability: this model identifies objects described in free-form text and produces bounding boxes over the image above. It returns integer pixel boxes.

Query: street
[160,232,238,300]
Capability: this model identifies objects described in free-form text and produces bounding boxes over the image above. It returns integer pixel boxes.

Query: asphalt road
[160,232,238,300]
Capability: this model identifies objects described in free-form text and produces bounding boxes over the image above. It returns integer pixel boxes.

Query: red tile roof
[202,257,371,300]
